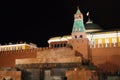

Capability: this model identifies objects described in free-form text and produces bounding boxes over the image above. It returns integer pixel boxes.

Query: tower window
[80,35,83,38]
[75,35,77,39]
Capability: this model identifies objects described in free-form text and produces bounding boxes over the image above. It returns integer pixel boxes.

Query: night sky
[0,0,120,47]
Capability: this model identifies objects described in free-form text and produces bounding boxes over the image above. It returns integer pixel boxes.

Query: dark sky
[0,0,120,47]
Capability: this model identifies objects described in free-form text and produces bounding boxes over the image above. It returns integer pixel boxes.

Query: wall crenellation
[90,42,120,48]
[0,47,55,54]
[1,43,120,54]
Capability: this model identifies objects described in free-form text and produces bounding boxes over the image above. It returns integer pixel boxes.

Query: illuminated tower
[72,7,86,38]
[69,7,90,61]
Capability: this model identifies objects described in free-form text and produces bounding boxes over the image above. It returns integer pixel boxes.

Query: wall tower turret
[69,7,90,61]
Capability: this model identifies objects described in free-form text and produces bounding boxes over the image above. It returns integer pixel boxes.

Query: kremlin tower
[69,7,90,61]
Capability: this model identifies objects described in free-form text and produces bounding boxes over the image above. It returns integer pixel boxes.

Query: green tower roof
[72,8,85,32]
[76,7,81,14]
[72,20,85,32]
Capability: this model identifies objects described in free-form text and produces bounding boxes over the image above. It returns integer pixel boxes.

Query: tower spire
[72,7,85,32]
[69,7,89,61]
[76,6,81,14]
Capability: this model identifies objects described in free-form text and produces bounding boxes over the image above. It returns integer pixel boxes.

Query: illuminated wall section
[0,43,37,51]
[118,32,120,46]
[87,31,120,48]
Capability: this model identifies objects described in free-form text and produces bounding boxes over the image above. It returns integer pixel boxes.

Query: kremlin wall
[0,8,120,80]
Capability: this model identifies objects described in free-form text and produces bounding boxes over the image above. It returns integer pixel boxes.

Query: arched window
[57,44,59,47]
[18,46,22,50]
[75,35,77,39]
[6,47,10,51]
[63,43,66,47]
[90,40,94,48]
[60,44,63,47]
[80,35,83,38]
[112,38,117,47]
[1,48,5,51]
[12,46,16,50]
[2,77,6,80]
[54,44,57,48]
[98,39,102,48]
[51,44,53,48]
[9,77,13,80]
[105,38,109,47]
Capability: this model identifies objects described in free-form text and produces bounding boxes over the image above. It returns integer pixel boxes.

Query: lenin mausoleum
[0,7,120,80]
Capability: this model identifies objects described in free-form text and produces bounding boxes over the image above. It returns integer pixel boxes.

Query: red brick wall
[69,38,89,60]
[0,49,37,67]
[16,48,81,65]
[91,47,120,73]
